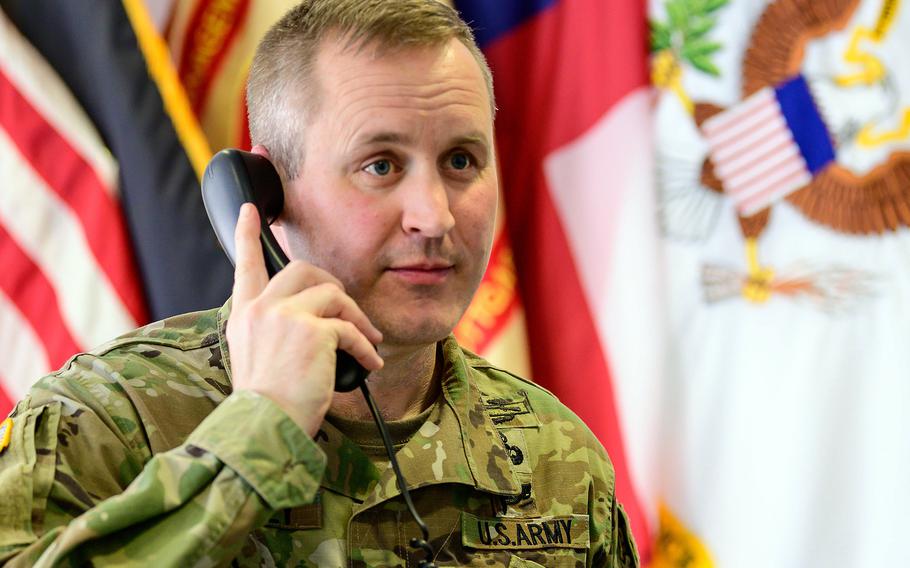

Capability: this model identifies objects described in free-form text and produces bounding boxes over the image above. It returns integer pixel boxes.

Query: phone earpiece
[236,151,284,224]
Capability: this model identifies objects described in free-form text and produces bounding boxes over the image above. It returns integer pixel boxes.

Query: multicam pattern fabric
[0,302,638,567]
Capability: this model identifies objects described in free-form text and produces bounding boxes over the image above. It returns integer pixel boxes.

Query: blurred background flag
[0,7,148,412]
[455,0,664,562]
[0,0,233,416]
[652,0,910,565]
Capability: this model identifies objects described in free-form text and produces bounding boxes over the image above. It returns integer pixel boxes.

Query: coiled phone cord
[359,380,438,568]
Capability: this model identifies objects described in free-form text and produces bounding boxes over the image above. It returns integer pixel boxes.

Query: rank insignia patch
[482,391,538,427]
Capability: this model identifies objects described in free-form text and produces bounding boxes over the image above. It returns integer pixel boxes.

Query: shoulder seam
[51,334,219,377]
[94,334,219,356]
[469,362,558,399]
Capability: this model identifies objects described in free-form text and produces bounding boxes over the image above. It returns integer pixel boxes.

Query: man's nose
[400,170,456,238]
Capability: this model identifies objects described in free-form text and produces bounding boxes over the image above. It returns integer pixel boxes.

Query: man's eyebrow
[351,131,490,148]
[449,132,489,148]
[354,132,413,146]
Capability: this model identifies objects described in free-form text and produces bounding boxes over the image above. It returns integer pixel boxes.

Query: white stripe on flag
[713,129,791,183]
[709,111,789,164]
[0,289,51,400]
[734,155,805,198]
[0,11,119,194]
[702,88,774,137]
[0,129,137,347]
[738,169,812,216]
[704,97,778,149]
[724,144,802,194]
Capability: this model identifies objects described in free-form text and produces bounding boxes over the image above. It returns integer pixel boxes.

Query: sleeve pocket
[0,400,61,547]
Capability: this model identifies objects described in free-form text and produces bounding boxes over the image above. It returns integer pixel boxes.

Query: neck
[330,341,440,422]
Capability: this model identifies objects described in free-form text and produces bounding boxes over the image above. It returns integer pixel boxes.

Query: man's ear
[250,144,289,180]
[250,144,270,160]
[249,144,292,252]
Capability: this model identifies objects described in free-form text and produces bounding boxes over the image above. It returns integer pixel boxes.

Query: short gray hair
[246,0,495,179]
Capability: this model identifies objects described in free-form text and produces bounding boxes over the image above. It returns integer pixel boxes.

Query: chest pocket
[263,501,322,530]
[457,547,586,567]
[507,556,547,568]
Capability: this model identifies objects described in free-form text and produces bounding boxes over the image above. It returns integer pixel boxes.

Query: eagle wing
[787,155,910,234]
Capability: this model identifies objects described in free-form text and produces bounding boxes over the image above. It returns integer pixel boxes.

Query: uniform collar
[309,336,523,507]
[355,336,522,510]
[216,301,522,505]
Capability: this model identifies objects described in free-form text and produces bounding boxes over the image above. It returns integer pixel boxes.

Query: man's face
[275,36,498,348]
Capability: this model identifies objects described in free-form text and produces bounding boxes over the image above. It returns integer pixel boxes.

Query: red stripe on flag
[0,225,82,370]
[0,380,13,418]
[483,0,652,559]
[0,69,148,326]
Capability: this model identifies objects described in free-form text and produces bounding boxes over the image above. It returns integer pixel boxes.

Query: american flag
[0,1,232,415]
[702,74,835,216]
[0,11,139,411]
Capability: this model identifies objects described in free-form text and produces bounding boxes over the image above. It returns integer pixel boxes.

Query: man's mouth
[386,261,455,285]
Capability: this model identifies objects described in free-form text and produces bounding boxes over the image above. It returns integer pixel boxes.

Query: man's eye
[449,152,473,170]
[364,159,393,176]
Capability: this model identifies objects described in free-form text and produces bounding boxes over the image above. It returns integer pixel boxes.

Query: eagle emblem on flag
[653,0,910,308]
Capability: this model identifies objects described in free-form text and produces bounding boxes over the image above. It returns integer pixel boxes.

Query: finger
[286,283,383,345]
[261,260,345,300]
[328,319,384,371]
[232,203,269,306]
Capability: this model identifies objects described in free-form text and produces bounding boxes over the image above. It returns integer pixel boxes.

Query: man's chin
[374,316,458,348]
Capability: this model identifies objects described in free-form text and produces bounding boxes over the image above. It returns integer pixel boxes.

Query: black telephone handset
[201,149,368,392]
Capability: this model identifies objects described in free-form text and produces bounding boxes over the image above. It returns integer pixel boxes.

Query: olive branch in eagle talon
[650,0,729,114]
[702,263,878,312]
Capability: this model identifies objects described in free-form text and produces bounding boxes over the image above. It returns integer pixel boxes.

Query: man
[0,1,639,566]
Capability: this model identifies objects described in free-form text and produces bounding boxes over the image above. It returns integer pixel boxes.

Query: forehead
[309,35,493,140]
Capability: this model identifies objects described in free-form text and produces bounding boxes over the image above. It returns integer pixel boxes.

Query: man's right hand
[225,203,384,437]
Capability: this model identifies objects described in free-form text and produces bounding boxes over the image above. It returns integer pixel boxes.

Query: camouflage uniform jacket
[0,302,639,567]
